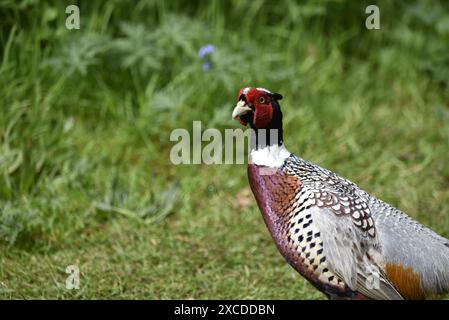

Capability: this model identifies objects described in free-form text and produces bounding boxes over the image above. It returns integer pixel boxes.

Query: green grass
[1,0,449,299]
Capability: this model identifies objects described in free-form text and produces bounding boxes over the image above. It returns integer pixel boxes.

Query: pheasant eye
[258,96,266,104]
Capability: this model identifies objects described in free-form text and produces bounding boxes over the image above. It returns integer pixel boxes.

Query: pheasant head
[232,87,283,129]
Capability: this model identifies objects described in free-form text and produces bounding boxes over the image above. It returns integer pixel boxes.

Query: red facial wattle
[233,87,275,128]
[252,104,273,128]
[245,89,273,128]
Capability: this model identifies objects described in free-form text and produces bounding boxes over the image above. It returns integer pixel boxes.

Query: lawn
[0,0,449,299]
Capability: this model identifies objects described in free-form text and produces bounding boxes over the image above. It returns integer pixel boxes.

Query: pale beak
[232,100,252,119]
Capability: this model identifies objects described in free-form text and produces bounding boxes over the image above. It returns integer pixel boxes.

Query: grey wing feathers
[312,206,404,300]
[372,200,449,295]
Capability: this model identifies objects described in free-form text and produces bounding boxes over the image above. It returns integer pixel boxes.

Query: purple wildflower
[198,44,215,72]
[202,60,211,72]
[197,44,215,58]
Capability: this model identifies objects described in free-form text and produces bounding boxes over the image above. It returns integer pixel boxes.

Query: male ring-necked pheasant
[232,87,449,300]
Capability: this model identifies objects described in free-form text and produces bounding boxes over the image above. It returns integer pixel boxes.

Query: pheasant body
[232,87,449,300]
[248,163,355,298]
[249,153,449,299]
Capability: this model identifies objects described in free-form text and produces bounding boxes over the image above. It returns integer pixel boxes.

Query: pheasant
[232,87,449,300]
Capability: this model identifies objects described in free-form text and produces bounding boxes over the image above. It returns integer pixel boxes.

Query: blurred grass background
[0,0,449,299]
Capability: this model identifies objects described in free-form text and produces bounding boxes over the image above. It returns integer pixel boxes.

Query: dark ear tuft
[271,92,283,100]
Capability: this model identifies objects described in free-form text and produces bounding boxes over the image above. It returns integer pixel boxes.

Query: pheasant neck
[252,100,284,148]
[252,127,283,149]
[249,120,289,168]
[249,100,289,168]
[249,143,291,168]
